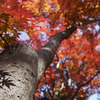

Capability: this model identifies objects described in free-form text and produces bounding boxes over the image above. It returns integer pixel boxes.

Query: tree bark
[0,25,77,100]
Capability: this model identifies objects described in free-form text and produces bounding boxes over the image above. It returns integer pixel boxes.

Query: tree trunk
[0,25,77,100]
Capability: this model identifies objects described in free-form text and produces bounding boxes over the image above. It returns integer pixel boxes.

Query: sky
[88,93,99,100]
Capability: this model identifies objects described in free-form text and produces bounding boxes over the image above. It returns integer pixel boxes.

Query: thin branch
[52,53,59,100]
[0,34,10,51]
[43,73,53,99]
[71,71,100,100]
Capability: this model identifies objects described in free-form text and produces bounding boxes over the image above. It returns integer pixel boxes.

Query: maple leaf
[2,78,16,89]
[0,70,16,89]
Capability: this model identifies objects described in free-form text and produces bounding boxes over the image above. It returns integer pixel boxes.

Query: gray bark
[0,25,77,100]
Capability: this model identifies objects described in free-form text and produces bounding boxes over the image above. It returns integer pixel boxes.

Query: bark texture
[0,25,77,100]
[0,43,38,100]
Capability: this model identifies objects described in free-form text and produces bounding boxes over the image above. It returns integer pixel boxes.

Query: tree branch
[37,24,77,81]
[71,72,100,100]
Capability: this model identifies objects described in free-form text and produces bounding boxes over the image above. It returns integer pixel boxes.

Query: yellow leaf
[76,37,80,39]
[95,5,99,8]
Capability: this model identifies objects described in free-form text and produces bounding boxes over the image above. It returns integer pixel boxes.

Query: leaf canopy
[0,0,100,100]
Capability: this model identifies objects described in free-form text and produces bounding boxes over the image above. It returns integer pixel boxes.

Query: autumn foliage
[0,0,100,100]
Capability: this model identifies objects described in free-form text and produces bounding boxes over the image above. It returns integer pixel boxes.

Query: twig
[0,34,10,52]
